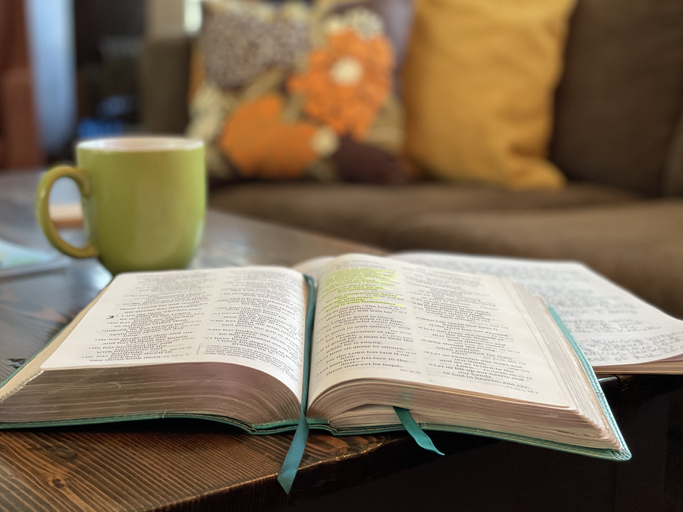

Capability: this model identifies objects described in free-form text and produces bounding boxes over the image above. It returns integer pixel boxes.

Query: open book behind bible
[384,252,683,374]
[0,254,629,463]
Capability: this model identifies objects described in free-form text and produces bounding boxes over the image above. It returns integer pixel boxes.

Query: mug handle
[35,166,98,259]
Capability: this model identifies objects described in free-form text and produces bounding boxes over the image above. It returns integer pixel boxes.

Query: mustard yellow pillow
[402,0,575,190]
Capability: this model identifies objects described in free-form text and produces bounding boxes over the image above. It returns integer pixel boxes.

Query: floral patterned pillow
[187,0,413,184]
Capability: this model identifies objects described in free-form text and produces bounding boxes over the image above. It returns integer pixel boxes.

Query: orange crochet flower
[288,30,393,139]
[218,94,318,179]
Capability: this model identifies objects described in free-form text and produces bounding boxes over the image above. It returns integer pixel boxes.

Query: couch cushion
[209,182,638,247]
[550,0,683,196]
[390,200,683,318]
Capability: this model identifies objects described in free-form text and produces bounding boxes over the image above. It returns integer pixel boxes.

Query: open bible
[0,254,629,469]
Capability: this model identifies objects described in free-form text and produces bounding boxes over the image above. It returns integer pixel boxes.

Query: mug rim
[77,136,203,152]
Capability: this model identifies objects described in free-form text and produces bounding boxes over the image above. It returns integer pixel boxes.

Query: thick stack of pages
[0,254,629,459]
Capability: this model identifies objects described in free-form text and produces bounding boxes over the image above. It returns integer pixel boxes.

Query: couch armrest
[139,36,192,135]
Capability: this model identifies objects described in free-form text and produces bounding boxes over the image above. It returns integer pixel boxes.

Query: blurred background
[0,0,200,170]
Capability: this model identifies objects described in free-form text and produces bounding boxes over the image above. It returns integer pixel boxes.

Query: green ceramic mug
[36,136,206,274]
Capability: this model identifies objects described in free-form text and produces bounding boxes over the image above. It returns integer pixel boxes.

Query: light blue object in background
[0,238,69,278]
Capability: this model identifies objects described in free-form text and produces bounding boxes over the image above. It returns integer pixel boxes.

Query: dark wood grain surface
[0,171,681,511]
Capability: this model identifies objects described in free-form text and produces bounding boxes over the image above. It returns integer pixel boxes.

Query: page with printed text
[41,267,308,398]
[307,254,570,408]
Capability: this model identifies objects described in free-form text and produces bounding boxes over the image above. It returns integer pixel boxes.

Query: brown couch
[140,0,683,318]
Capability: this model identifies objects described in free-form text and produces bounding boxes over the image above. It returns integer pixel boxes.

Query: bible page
[41,267,308,398]
[392,252,683,367]
[308,254,570,408]
[291,256,335,283]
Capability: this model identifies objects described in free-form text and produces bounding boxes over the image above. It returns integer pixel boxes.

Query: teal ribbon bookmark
[277,416,309,494]
[394,407,444,456]
[277,275,316,493]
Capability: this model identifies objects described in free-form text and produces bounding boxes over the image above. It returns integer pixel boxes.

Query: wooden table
[0,170,681,511]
